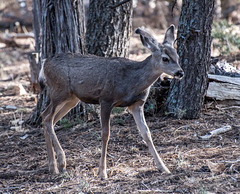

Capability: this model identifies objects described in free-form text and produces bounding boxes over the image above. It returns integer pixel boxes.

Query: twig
[108,0,131,9]
[0,167,48,179]
[218,159,240,164]
[216,105,240,110]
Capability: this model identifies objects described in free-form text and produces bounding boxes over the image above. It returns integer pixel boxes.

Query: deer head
[135,25,184,79]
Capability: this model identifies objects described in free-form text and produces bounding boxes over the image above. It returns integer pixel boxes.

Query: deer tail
[38,59,46,92]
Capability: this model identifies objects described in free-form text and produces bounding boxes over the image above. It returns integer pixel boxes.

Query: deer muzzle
[174,70,184,79]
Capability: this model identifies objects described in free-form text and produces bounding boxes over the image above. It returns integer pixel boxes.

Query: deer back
[43,53,153,106]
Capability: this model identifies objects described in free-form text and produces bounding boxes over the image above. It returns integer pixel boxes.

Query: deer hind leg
[99,101,112,179]
[42,97,71,174]
[53,96,79,125]
[42,104,59,174]
[128,101,171,174]
[51,96,79,171]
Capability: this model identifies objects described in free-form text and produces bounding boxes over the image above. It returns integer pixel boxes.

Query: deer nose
[174,70,184,79]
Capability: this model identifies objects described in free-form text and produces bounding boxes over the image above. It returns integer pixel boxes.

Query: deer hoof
[57,153,66,172]
[158,167,171,174]
[164,169,171,174]
[58,163,66,173]
[49,166,59,175]
[157,164,171,174]
[99,170,108,180]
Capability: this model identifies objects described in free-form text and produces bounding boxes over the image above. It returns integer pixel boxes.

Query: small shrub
[59,117,84,129]
[59,118,73,129]
[112,107,126,115]
[212,20,240,55]
[165,107,186,119]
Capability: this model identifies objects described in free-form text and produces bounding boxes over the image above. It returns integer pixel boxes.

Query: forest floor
[0,34,240,193]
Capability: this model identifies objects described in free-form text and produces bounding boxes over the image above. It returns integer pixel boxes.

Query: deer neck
[133,55,162,92]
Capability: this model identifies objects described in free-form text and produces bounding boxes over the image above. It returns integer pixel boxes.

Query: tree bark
[164,0,215,119]
[86,0,133,57]
[41,0,86,58]
[27,0,86,125]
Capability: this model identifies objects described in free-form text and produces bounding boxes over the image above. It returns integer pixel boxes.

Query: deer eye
[162,57,169,63]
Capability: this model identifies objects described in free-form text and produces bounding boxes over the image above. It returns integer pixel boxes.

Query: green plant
[112,107,126,115]
[74,117,84,125]
[59,118,73,129]
[165,107,186,119]
[59,117,84,129]
[198,185,208,194]
[145,98,157,115]
[212,20,240,55]
[78,179,89,192]
[114,118,125,126]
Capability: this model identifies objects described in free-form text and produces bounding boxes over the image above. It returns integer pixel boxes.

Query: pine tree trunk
[27,0,86,125]
[164,0,215,119]
[41,0,86,58]
[86,0,133,57]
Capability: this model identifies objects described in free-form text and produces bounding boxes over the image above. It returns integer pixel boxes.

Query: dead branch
[199,125,232,140]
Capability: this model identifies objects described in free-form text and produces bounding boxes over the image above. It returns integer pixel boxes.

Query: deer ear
[163,24,175,46]
[135,28,159,52]
[139,34,150,49]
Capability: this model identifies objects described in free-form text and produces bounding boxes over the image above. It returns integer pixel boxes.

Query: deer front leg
[128,101,171,174]
[99,102,112,179]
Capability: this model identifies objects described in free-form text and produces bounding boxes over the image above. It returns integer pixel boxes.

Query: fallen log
[208,74,240,85]
[207,74,240,101]
[0,32,34,47]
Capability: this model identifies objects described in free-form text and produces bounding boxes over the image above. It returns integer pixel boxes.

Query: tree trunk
[164,0,215,119]
[86,0,133,57]
[214,0,222,20]
[32,0,41,53]
[27,0,86,125]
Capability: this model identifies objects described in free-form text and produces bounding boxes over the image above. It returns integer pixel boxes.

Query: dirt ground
[0,39,240,193]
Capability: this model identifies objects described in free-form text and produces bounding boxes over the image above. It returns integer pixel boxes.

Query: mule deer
[39,25,184,179]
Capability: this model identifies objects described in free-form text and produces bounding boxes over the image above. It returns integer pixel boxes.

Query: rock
[20,134,28,140]
[10,126,20,130]
[6,105,17,110]
[18,120,24,125]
